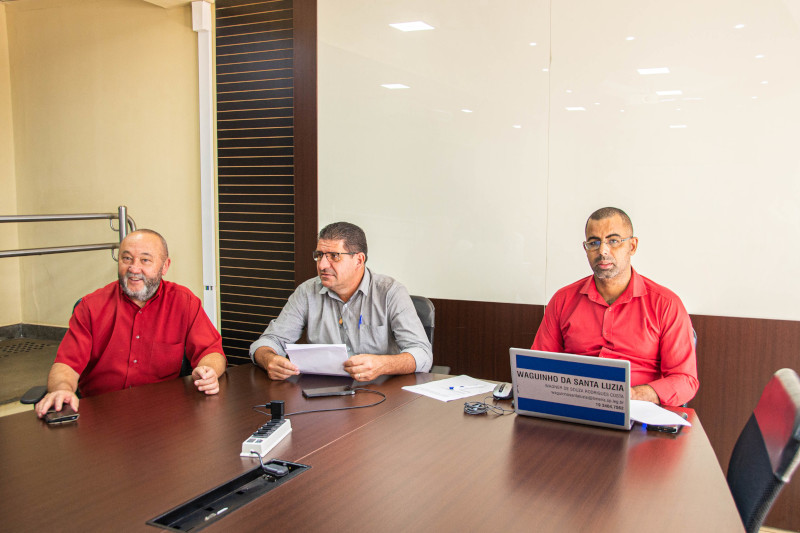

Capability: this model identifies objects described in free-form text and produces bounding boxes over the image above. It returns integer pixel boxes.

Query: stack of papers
[630,400,692,427]
[286,344,349,376]
[402,375,495,402]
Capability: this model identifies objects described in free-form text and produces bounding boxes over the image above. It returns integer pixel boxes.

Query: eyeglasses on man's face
[582,236,633,252]
[312,251,358,263]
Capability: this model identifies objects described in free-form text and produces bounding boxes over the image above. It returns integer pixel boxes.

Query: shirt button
[133,359,138,363]
[136,335,140,339]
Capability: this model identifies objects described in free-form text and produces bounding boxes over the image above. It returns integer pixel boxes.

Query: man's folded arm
[195,352,226,376]
[385,285,432,372]
[649,303,699,406]
[249,287,309,368]
[531,301,565,352]
[647,373,699,407]
[251,346,285,369]
[345,352,417,377]
[192,352,227,395]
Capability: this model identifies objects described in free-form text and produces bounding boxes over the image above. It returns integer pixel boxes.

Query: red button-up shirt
[532,269,698,406]
[56,280,224,397]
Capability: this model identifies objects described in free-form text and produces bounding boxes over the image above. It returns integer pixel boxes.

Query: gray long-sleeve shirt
[249,268,433,372]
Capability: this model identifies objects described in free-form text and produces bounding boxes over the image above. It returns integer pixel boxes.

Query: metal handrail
[0,206,136,259]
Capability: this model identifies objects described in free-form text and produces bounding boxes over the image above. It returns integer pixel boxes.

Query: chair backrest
[409,295,450,374]
[410,295,435,345]
[727,368,800,532]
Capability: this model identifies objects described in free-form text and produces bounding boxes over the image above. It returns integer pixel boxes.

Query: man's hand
[254,347,299,380]
[35,362,80,418]
[192,366,220,395]
[35,390,79,418]
[344,353,416,381]
[344,354,388,381]
[631,384,660,404]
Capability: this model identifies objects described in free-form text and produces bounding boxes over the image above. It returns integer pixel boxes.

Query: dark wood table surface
[0,365,744,532]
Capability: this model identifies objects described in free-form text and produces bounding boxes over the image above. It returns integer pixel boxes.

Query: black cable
[464,395,515,416]
[252,388,386,418]
[248,451,289,477]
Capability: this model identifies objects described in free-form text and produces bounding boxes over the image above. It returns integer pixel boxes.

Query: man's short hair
[318,222,368,262]
[586,207,634,236]
[127,229,169,259]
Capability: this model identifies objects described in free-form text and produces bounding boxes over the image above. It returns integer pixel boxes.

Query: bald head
[585,207,633,237]
[121,229,169,261]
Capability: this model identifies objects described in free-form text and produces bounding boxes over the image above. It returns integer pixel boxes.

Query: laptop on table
[510,348,633,430]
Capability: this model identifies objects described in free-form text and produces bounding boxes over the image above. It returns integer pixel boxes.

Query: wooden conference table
[0,365,744,532]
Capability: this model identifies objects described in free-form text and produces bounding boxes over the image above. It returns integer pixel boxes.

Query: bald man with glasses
[532,207,698,406]
[250,221,432,381]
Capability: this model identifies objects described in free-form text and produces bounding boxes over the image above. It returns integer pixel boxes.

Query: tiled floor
[0,337,57,416]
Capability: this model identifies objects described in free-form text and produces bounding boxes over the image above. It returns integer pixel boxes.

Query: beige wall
[0,4,21,327]
[5,0,202,327]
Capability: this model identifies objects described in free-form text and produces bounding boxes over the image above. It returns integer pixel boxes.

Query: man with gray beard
[35,229,226,418]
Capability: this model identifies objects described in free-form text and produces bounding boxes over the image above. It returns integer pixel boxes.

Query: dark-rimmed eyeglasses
[312,251,358,263]
[582,236,633,252]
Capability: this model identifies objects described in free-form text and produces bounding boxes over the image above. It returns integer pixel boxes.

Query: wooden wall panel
[292,0,319,286]
[690,314,800,530]
[215,0,319,365]
[430,298,544,381]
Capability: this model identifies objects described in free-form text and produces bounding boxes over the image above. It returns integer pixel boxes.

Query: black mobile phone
[44,405,80,425]
[302,386,355,398]
[646,412,688,434]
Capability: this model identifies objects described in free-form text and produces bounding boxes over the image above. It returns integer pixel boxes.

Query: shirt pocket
[356,323,394,355]
[150,341,186,380]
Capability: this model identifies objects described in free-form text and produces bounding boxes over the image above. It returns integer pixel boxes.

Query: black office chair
[726,368,800,533]
[410,295,435,345]
[409,295,450,375]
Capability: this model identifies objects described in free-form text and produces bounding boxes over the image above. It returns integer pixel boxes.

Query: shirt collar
[580,267,645,306]
[355,267,371,297]
[319,267,371,302]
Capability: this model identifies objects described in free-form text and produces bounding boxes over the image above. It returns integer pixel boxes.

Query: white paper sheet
[630,400,692,427]
[286,344,350,376]
[402,375,496,402]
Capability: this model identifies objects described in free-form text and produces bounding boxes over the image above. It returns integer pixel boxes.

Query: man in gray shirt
[250,222,433,381]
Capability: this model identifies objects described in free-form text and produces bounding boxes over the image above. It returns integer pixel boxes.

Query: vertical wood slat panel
[215,0,297,365]
[292,0,319,285]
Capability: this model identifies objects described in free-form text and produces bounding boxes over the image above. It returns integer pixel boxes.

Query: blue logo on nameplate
[516,354,626,382]
[514,353,627,426]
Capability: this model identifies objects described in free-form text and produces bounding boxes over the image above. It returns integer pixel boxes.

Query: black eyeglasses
[312,251,358,263]
[583,236,633,252]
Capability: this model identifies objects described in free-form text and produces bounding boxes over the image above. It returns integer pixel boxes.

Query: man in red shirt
[532,207,698,406]
[35,229,226,418]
